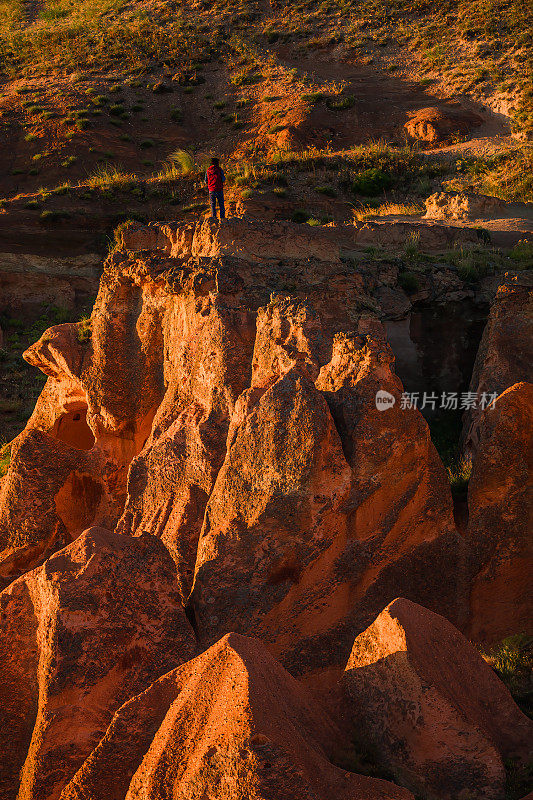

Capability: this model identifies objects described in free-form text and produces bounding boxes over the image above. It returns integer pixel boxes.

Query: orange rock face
[0,294,164,585]
[0,527,195,800]
[62,633,413,800]
[343,598,533,800]
[404,106,483,145]
[466,382,533,643]
[463,272,533,454]
[190,299,460,678]
[1,219,531,799]
[1,219,466,674]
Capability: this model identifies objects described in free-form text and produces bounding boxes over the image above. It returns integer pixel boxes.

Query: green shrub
[40,210,70,224]
[0,445,11,478]
[488,634,533,696]
[510,239,533,268]
[398,270,420,293]
[327,94,355,111]
[50,182,71,195]
[315,185,337,197]
[77,315,92,344]
[457,262,480,282]
[292,209,309,223]
[231,70,259,86]
[182,202,207,213]
[404,230,421,262]
[352,168,393,196]
[505,757,533,800]
[446,455,472,497]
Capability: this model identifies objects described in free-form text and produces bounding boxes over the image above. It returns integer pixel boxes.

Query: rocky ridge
[0,218,531,799]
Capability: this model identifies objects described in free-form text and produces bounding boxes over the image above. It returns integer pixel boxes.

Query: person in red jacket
[205,157,226,220]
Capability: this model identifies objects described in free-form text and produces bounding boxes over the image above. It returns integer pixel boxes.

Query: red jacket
[206,165,225,191]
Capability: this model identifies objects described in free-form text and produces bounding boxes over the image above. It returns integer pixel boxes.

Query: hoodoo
[1,0,532,794]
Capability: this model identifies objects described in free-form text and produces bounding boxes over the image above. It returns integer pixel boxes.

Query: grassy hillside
[0,0,530,229]
[1,0,531,122]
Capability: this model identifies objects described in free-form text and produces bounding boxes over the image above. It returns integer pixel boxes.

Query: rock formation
[404,106,483,145]
[424,191,521,220]
[463,271,533,454]
[466,381,533,643]
[343,598,533,799]
[191,302,460,679]
[1,219,462,665]
[0,307,160,587]
[0,250,99,315]
[62,632,413,800]
[0,527,195,800]
[0,218,531,800]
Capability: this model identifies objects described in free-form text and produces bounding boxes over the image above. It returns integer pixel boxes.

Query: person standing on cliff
[205,157,226,221]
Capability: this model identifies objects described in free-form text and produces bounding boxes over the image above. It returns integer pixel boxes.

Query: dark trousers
[209,190,225,219]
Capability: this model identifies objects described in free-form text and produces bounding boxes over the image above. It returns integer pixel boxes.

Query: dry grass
[85,166,137,190]
[353,202,424,221]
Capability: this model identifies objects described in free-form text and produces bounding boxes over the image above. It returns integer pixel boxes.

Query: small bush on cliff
[0,444,11,478]
[352,168,393,196]
[403,231,421,263]
[451,246,497,282]
[446,455,472,498]
[292,209,310,223]
[86,166,136,191]
[315,185,337,197]
[510,240,533,269]
[488,633,533,712]
[77,315,92,344]
[327,94,355,111]
[398,270,419,293]
[112,219,137,249]
[505,757,533,800]
[169,149,195,175]
[39,209,70,224]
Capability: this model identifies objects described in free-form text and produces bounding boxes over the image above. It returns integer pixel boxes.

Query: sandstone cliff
[343,598,532,799]
[0,218,531,799]
[0,527,195,800]
[1,218,464,678]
